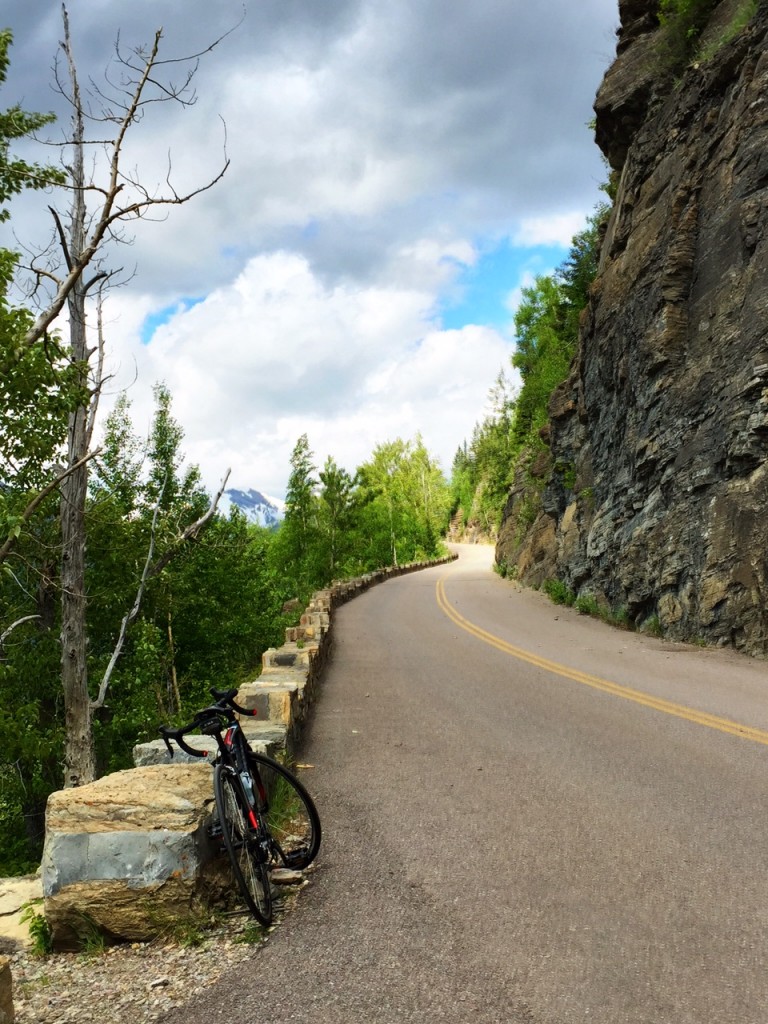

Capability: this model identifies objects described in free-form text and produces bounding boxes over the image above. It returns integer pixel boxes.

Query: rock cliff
[497,0,768,654]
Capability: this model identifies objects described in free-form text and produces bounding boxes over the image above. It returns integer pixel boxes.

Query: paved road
[165,544,768,1023]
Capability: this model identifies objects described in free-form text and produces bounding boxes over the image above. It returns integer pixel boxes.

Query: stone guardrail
[133,554,457,765]
[0,551,458,998]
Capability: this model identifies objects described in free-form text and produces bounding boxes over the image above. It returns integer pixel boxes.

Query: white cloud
[513,211,590,248]
[101,248,513,496]
[5,0,619,498]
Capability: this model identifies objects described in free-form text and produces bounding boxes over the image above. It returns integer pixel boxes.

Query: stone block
[0,956,12,1024]
[262,642,319,672]
[237,680,301,726]
[132,721,286,767]
[42,764,225,950]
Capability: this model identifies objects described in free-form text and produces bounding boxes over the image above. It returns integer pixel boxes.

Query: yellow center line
[436,576,768,747]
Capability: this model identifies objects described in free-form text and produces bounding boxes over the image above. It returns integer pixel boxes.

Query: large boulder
[41,764,225,951]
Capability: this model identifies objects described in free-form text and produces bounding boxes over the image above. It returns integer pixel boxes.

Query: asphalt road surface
[164,544,768,1023]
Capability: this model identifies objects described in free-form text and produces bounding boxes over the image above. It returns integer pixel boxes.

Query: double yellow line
[436,577,768,747]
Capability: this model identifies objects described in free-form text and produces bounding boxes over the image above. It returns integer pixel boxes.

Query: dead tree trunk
[59,22,94,786]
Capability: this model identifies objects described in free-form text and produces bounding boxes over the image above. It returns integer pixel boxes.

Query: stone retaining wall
[24,554,457,958]
[133,556,456,765]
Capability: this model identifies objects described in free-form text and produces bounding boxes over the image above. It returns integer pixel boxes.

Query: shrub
[543,579,575,606]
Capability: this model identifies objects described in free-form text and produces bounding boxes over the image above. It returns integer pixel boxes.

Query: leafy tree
[451,207,607,540]
[272,435,321,594]
[317,458,359,579]
[0,31,73,569]
[512,275,572,445]
[0,387,282,872]
[0,30,66,227]
[356,437,449,566]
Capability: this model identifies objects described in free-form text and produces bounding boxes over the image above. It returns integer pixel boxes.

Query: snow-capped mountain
[220,488,285,529]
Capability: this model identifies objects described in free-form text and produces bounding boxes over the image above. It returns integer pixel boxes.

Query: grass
[657,0,757,71]
[235,920,268,945]
[641,614,664,638]
[543,580,636,632]
[697,0,757,61]
[145,901,223,948]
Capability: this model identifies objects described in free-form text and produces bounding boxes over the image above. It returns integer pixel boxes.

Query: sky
[2,0,620,499]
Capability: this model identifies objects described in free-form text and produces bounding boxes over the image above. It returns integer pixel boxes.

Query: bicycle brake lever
[159,730,175,758]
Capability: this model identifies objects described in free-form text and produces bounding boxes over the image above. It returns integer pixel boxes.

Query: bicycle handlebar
[158,687,258,758]
[210,687,257,718]
[158,723,209,759]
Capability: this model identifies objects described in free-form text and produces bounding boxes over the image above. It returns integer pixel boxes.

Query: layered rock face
[498,0,768,653]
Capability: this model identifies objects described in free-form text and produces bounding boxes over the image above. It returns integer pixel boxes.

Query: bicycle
[159,687,321,925]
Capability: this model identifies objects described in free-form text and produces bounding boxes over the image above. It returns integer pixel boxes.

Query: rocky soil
[7,885,308,1024]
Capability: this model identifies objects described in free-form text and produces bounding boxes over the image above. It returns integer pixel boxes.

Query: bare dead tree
[36,7,232,787]
[21,6,231,353]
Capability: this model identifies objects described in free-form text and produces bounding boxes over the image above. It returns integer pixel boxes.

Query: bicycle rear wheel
[248,753,321,870]
[213,762,273,924]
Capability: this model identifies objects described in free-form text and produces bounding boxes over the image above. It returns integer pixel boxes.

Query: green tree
[272,435,321,594]
[356,437,449,567]
[317,458,359,578]
[0,30,72,568]
[0,30,65,227]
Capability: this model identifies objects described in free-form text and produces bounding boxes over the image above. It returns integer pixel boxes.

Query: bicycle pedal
[207,821,223,839]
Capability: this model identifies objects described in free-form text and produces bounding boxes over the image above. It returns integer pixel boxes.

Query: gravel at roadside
[8,885,308,1024]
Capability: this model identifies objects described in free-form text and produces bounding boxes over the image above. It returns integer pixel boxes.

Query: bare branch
[20,11,231,352]
[90,475,166,710]
[90,467,231,710]
[0,449,102,568]
[85,292,106,448]
[0,616,43,659]
[49,205,73,271]
[147,468,231,580]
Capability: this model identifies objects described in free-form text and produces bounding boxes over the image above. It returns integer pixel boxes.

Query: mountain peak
[221,488,285,529]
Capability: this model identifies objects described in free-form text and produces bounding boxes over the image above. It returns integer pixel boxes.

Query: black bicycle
[159,687,321,925]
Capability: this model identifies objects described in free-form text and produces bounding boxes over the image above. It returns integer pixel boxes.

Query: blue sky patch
[439,239,568,333]
[140,297,205,345]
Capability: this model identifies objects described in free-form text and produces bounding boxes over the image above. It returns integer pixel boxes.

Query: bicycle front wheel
[213,762,273,925]
[248,753,321,870]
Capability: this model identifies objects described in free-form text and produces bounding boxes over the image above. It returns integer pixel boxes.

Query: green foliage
[355,436,450,568]
[697,0,758,61]
[317,457,360,579]
[450,372,516,535]
[0,30,66,225]
[0,34,72,556]
[20,901,53,957]
[574,594,601,617]
[543,579,576,607]
[451,208,606,544]
[642,614,664,637]
[270,435,321,594]
[655,0,755,68]
[0,388,290,870]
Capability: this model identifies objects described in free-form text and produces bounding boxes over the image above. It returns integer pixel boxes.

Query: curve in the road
[436,574,768,747]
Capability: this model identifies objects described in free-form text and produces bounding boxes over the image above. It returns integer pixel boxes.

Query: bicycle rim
[248,752,321,870]
[214,763,273,924]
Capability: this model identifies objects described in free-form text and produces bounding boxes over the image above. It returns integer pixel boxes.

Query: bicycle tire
[248,752,321,870]
[213,762,273,924]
